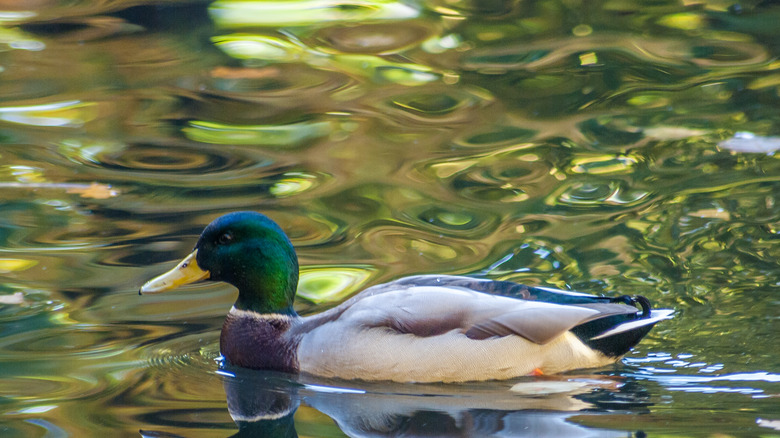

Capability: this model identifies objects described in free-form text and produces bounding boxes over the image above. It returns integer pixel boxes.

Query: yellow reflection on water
[184,119,334,146]
[0,258,37,273]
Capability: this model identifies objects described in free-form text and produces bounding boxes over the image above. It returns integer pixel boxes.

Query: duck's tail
[571,297,674,357]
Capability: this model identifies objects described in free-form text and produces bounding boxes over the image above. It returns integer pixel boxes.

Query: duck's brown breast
[220,308,301,372]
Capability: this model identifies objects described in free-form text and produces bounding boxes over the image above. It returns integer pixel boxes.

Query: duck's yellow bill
[139,250,210,294]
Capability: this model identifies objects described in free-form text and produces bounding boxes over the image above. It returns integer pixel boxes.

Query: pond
[1,0,778,436]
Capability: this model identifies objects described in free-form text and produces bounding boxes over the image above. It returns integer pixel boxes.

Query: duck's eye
[217,232,233,245]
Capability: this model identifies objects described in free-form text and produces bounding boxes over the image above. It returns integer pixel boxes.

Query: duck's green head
[140,212,299,314]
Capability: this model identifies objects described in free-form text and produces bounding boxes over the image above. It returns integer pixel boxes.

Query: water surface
[0,0,778,436]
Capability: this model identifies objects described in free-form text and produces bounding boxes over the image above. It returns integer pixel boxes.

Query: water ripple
[1,1,779,436]
[481,240,575,278]
[439,150,553,203]
[140,331,221,376]
[310,22,435,54]
[61,140,268,178]
[20,16,143,42]
[0,374,101,403]
[0,324,148,360]
[551,180,651,207]
[625,353,779,397]
[194,63,357,106]
[453,125,538,149]
[402,205,500,238]
[358,225,486,269]
[461,34,769,73]
[376,86,495,125]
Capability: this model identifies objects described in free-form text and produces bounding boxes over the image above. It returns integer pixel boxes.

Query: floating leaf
[65,182,119,199]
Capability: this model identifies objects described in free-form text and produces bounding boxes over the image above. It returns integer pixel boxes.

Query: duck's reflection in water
[221,366,649,438]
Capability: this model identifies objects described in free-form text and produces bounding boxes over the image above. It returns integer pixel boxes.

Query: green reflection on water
[297,265,374,303]
[0,0,778,436]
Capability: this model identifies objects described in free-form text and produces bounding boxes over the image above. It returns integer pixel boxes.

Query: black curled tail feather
[633,295,651,318]
[610,294,652,318]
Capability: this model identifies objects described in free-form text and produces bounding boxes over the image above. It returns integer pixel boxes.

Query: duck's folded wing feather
[333,285,632,345]
[465,306,601,344]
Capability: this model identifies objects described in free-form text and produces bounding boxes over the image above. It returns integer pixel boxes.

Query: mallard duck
[140,211,673,383]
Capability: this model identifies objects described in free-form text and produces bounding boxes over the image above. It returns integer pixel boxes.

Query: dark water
[1,0,778,436]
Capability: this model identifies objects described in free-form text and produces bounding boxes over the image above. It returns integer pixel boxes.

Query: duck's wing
[390,275,674,355]
[297,276,639,345]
